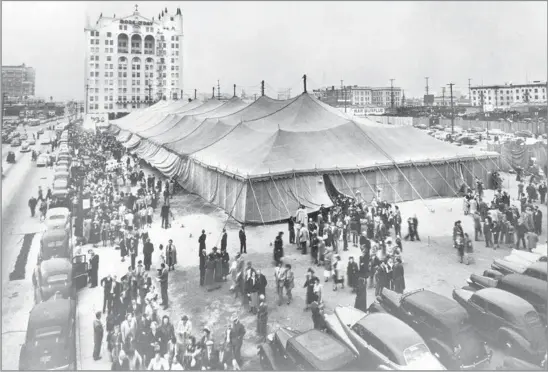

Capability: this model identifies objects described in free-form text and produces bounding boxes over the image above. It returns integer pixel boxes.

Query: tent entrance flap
[323,174,352,201]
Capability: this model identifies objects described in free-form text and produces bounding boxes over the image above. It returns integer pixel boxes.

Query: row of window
[473,88,546,94]
[90,31,113,37]
[474,95,545,100]
[90,47,115,53]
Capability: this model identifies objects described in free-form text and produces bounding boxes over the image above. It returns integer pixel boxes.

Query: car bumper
[460,351,492,370]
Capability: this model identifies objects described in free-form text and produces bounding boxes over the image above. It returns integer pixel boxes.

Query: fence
[437,118,546,135]
[365,116,413,126]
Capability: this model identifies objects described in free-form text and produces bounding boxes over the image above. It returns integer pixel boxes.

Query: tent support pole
[446,160,469,193]
[218,181,247,242]
[390,164,434,212]
[337,169,357,198]
[356,167,378,198]
[270,176,292,218]
[429,162,458,195]
[376,166,404,203]
[411,163,441,197]
[460,160,479,181]
[248,179,266,225]
[473,157,491,180]
[293,171,300,204]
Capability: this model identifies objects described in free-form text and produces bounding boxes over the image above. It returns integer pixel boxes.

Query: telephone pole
[390,79,395,109]
[194,89,197,100]
[468,78,472,101]
[217,80,221,100]
[212,87,215,99]
[341,80,347,112]
[448,83,455,134]
[233,84,236,97]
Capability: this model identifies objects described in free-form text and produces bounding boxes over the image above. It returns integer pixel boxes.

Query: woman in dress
[312,277,323,303]
[220,247,230,281]
[205,254,216,288]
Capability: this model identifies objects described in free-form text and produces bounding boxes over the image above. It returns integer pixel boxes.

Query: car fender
[497,327,530,354]
[427,337,454,361]
[257,343,280,370]
[368,302,387,314]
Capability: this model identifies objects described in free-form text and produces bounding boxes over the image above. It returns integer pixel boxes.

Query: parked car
[37,128,44,135]
[44,207,71,232]
[11,138,21,147]
[452,288,547,364]
[466,274,547,323]
[56,159,70,168]
[325,306,446,370]
[52,178,69,192]
[514,130,534,138]
[491,259,547,282]
[40,136,52,145]
[53,171,70,184]
[31,256,88,303]
[39,229,72,263]
[457,136,478,145]
[369,288,491,369]
[54,164,69,173]
[20,132,28,141]
[19,297,77,370]
[27,138,36,145]
[36,154,49,167]
[258,327,359,370]
[7,151,16,164]
[504,249,547,267]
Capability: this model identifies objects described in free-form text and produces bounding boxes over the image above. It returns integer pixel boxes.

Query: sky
[2,1,547,101]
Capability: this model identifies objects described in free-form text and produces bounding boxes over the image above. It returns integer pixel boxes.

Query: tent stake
[429,161,458,195]
[411,162,441,198]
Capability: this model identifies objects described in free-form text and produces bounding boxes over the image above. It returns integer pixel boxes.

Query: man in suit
[239,226,247,254]
[221,228,228,251]
[199,248,207,286]
[199,229,207,253]
[158,263,169,309]
[229,316,246,365]
[533,206,543,235]
[256,269,268,298]
[93,311,104,361]
[201,340,219,370]
[143,238,154,271]
[89,250,100,288]
[100,274,114,313]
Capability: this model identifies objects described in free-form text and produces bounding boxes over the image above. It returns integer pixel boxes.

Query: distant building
[2,64,36,98]
[313,84,402,108]
[84,5,184,118]
[470,81,547,108]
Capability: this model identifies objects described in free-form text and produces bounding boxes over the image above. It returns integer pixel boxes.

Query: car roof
[403,290,468,331]
[474,288,534,313]
[500,274,547,298]
[28,298,74,331]
[288,329,356,370]
[40,258,72,275]
[46,208,70,217]
[358,313,424,357]
[41,229,69,241]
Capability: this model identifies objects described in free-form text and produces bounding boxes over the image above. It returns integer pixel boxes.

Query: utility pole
[217,80,221,100]
[261,80,265,96]
[303,74,307,93]
[390,79,395,109]
[425,77,429,106]
[233,84,236,97]
[194,89,197,100]
[442,87,445,106]
[212,87,215,99]
[340,80,346,112]
[448,83,455,134]
[468,78,472,101]
[254,93,257,101]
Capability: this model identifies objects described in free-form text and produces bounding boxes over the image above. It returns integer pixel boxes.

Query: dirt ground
[139,165,546,370]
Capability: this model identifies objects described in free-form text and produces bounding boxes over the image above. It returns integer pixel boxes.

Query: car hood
[401,352,446,370]
[452,289,473,308]
[379,288,402,307]
[492,259,526,274]
[469,274,497,289]
[334,306,366,329]
[26,343,71,370]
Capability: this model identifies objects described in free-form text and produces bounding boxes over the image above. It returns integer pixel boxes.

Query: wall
[365,116,413,126]
[437,118,546,134]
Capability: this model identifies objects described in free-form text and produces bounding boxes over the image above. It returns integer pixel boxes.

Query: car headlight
[267,334,274,342]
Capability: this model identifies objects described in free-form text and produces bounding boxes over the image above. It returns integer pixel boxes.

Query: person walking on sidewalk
[239,226,247,254]
[158,263,169,310]
[89,250,100,288]
[28,196,38,217]
[143,238,154,271]
[93,311,104,361]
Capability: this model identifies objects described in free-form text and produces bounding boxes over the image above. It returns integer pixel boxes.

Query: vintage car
[19,297,77,370]
[257,327,359,370]
[32,256,88,303]
[53,178,69,192]
[56,154,71,164]
[36,154,49,167]
[56,159,70,168]
[325,306,446,370]
[491,259,547,282]
[44,207,71,232]
[40,135,52,145]
[452,288,547,364]
[20,141,31,152]
[7,151,16,164]
[11,137,21,147]
[39,229,72,262]
[27,138,36,145]
[37,128,44,135]
[368,288,491,369]
[53,171,70,183]
[54,164,69,173]
[504,249,547,266]
[466,274,547,323]
[20,132,28,141]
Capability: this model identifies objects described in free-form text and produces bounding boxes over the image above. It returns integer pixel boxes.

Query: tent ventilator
[375,166,404,203]
[411,162,441,198]
[390,164,434,213]
[337,169,358,199]
[270,176,292,217]
[356,167,378,199]
[248,178,266,225]
[429,162,458,196]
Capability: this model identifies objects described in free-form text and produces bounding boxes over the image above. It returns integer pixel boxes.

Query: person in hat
[256,294,268,341]
[166,239,177,271]
[93,311,104,361]
[220,246,230,281]
[212,247,223,282]
[220,228,228,251]
[238,225,247,254]
[332,255,345,291]
[205,253,216,288]
[347,256,359,293]
[229,316,246,365]
[273,231,284,265]
[303,268,317,310]
[89,249,100,288]
[147,344,169,370]
[392,256,405,294]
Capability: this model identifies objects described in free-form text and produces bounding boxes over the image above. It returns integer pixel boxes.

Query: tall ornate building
[2,63,36,99]
[84,5,184,118]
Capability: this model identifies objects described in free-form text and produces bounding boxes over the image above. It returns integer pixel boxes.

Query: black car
[39,229,72,262]
[453,287,547,365]
[369,288,491,369]
[6,151,16,164]
[491,259,547,282]
[258,327,359,370]
[32,256,88,303]
[19,297,77,370]
[496,355,546,370]
[466,273,547,323]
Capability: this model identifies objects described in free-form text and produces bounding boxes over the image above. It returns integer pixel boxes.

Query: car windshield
[34,326,62,344]
[403,343,430,365]
[47,274,68,284]
[47,241,64,248]
[48,215,66,220]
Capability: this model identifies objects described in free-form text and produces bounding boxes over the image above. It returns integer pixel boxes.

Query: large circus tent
[109,93,501,224]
